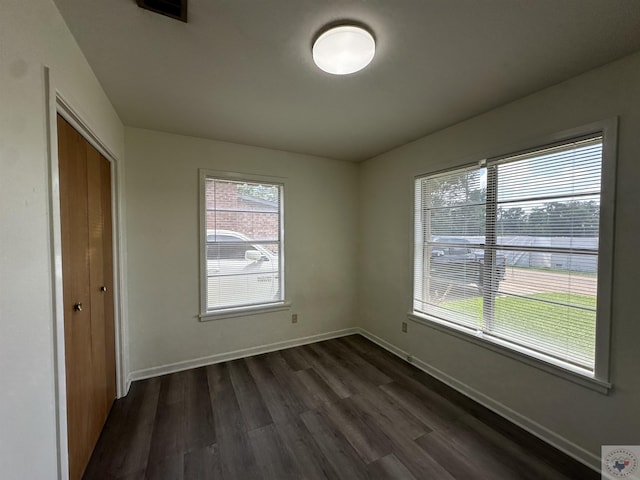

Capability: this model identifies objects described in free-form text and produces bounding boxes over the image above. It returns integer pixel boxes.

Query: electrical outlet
[402,321,407,333]
[292,313,298,324]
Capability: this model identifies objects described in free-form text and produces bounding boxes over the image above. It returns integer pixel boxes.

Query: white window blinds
[414,135,603,374]
[203,177,283,312]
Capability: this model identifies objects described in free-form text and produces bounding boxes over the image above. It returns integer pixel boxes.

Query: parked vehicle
[430,237,506,293]
[205,229,280,309]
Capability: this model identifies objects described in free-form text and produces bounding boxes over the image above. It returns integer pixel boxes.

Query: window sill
[407,311,612,395]
[200,301,291,321]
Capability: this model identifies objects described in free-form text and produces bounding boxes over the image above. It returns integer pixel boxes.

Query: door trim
[44,67,129,480]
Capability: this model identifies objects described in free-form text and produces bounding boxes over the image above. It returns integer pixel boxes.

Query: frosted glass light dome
[312,25,375,75]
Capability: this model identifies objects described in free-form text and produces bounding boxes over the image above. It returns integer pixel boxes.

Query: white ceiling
[53,0,640,161]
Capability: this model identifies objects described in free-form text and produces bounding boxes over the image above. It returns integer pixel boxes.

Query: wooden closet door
[86,143,111,433]
[101,152,117,405]
[58,115,116,480]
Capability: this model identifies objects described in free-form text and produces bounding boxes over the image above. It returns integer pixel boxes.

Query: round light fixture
[312,24,375,75]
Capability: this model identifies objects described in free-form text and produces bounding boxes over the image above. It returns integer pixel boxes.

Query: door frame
[45,68,129,480]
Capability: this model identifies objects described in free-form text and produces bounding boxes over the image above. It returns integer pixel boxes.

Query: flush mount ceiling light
[312,24,375,75]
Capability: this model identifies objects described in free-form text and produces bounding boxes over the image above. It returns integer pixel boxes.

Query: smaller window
[200,173,284,315]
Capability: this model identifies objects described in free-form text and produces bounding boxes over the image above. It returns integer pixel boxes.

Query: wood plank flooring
[84,335,597,479]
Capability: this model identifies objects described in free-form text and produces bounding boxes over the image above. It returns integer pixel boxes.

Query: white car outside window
[206,229,280,309]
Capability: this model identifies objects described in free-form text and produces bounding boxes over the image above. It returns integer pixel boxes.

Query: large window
[200,173,285,317]
[413,128,615,386]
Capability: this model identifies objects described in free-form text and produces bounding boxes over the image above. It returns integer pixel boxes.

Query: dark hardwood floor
[84,335,597,479]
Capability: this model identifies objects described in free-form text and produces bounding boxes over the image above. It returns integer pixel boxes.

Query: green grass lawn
[442,292,596,361]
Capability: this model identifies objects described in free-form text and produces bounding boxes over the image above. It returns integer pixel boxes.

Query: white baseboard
[358,328,601,474]
[124,378,132,396]
[128,327,359,383]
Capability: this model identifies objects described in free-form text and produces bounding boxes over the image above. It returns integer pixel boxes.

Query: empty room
[2,0,640,479]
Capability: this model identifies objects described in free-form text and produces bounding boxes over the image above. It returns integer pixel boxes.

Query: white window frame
[198,169,290,321]
[409,119,617,393]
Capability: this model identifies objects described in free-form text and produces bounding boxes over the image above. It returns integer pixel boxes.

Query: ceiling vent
[137,0,187,22]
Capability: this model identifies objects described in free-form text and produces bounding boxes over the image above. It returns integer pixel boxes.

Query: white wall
[359,51,640,469]
[0,0,124,477]
[125,128,358,375]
